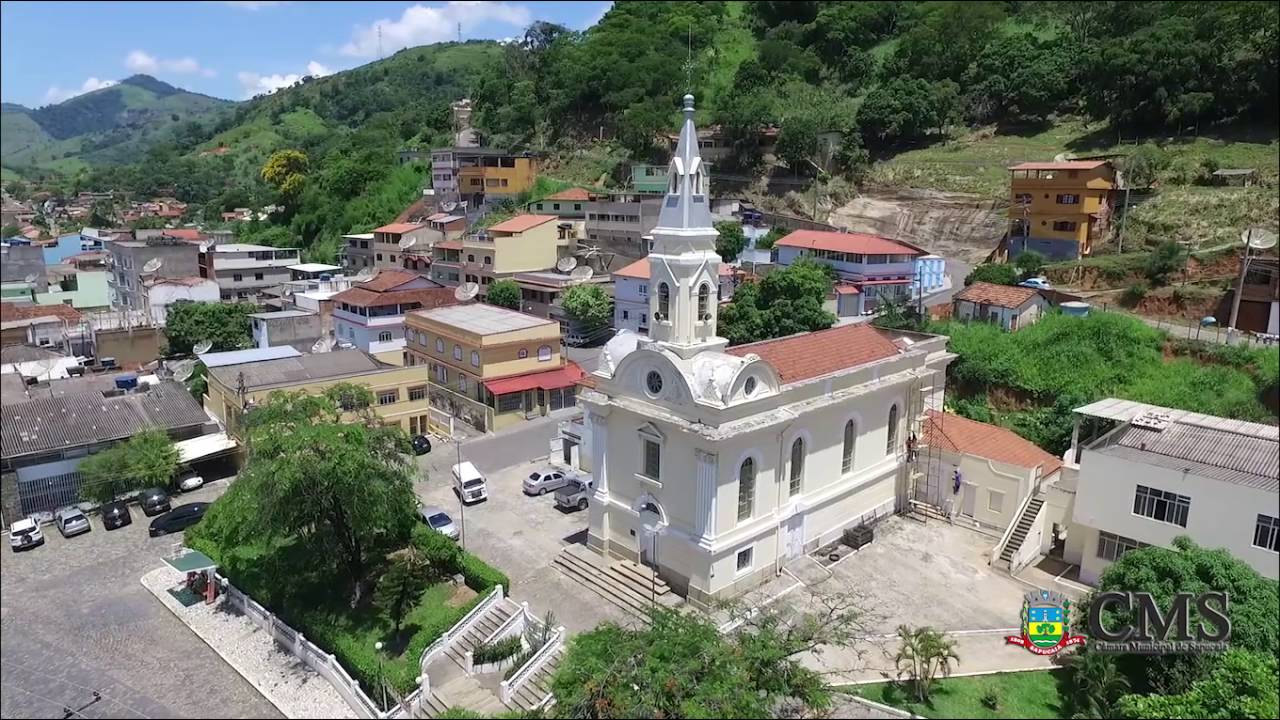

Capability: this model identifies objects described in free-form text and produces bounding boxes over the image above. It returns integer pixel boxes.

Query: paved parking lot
[414,459,633,635]
[0,482,281,719]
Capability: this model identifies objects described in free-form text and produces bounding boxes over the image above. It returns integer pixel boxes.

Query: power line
[2,666,154,719]
[0,683,90,719]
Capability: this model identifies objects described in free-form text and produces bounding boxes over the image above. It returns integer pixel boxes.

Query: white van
[452,461,488,504]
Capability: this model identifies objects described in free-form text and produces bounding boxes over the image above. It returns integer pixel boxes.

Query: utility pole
[1228,230,1253,334]
[1116,185,1131,254]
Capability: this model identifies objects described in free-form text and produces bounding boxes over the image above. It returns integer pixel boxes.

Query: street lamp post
[454,434,466,550]
[374,641,386,710]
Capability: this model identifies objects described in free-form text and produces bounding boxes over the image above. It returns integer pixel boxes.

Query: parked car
[138,487,171,516]
[555,476,595,511]
[524,468,571,495]
[1019,277,1052,290]
[411,435,432,455]
[178,473,205,492]
[148,502,209,537]
[417,504,460,540]
[54,507,91,538]
[8,517,44,551]
[100,501,133,530]
[452,461,488,504]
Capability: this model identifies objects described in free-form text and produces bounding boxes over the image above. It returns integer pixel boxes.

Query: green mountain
[1,74,232,175]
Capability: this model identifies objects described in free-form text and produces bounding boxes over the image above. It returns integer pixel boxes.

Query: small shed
[1211,168,1257,187]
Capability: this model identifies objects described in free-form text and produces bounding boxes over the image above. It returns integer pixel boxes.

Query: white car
[452,461,488,504]
[178,473,205,492]
[8,518,44,551]
[524,469,571,495]
[1019,277,1052,290]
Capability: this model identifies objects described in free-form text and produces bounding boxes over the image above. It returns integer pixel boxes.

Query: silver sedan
[54,507,91,538]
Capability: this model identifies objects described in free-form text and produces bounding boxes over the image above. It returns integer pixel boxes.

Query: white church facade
[578,95,955,608]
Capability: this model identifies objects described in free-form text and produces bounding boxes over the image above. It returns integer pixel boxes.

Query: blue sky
[1,1,612,106]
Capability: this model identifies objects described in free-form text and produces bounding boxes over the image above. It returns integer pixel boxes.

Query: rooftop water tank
[114,374,139,390]
[1060,301,1090,317]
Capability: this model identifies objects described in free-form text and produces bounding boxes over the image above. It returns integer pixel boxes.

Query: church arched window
[657,282,670,321]
[697,283,711,321]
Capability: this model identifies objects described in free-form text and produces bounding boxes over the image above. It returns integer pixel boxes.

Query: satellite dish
[441,201,458,212]
[103,254,114,266]
[454,282,480,302]
[193,340,213,355]
[142,258,163,274]
[311,337,334,354]
[1242,227,1279,251]
[169,359,195,382]
[556,256,578,273]
[398,236,418,250]
[354,267,376,282]
[23,273,38,284]
[570,266,595,283]
[281,285,294,298]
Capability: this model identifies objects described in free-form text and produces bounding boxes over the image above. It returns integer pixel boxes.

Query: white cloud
[340,2,533,57]
[219,1,286,9]
[237,60,332,99]
[43,77,117,105]
[581,2,612,30]
[124,50,215,77]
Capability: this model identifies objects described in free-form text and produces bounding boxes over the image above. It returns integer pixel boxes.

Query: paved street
[0,482,281,720]
[415,406,579,482]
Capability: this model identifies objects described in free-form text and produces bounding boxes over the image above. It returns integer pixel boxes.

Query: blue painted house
[774,230,947,316]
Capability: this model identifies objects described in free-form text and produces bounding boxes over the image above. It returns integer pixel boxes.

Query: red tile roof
[488,215,557,234]
[436,240,463,251]
[953,281,1040,309]
[727,323,901,384]
[374,222,424,235]
[163,229,207,242]
[1008,160,1110,171]
[332,286,459,309]
[357,269,421,292]
[775,230,923,257]
[483,361,586,395]
[923,410,1063,476]
[613,258,649,280]
[545,188,590,202]
[835,284,861,295]
[0,303,83,324]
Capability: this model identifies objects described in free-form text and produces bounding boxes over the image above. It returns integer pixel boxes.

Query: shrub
[965,263,1019,286]
[504,647,537,679]
[459,553,509,593]
[1122,282,1149,306]
[472,635,524,666]
[981,687,1001,711]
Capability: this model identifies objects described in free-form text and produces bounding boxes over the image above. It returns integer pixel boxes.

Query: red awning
[834,284,861,295]
[483,361,586,395]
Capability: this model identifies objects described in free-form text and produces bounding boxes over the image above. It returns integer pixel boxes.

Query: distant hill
[1,75,232,175]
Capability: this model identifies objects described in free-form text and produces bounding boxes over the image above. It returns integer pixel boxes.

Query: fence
[217,573,395,719]
[500,622,566,707]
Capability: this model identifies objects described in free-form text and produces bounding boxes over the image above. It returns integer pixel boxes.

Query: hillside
[1,74,231,175]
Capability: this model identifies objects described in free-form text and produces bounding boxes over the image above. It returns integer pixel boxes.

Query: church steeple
[647,94,726,359]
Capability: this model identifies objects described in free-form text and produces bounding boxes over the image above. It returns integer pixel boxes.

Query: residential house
[433,215,575,294]
[584,192,663,266]
[430,147,538,205]
[340,233,374,271]
[1217,256,1279,336]
[331,269,455,364]
[0,303,88,354]
[0,376,214,518]
[952,282,1048,331]
[272,274,356,337]
[289,263,343,281]
[106,236,200,311]
[35,265,110,311]
[630,165,668,193]
[249,310,323,350]
[404,303,585,432]
[512,270,614,332]
[199,243,301,303]
[773,230,945,314]
[40,233,85,266]
[199,346,443,439]
[401,214,468,275]
[527,188,590,218]
[143,277,221,325]
[343,223,435,273]
[1,243,48,296]
[1007,160,1117,260]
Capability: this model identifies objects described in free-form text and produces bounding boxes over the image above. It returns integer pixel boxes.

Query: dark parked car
[101,501,133,530]
[148,503,209,537]
[411,435,432,455]
[138,487,171,517]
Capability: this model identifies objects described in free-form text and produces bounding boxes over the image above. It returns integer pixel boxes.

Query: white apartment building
[199,243,301,303]
[579,96,955,608]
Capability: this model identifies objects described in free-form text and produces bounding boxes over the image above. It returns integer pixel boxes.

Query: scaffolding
[901,368,947,521]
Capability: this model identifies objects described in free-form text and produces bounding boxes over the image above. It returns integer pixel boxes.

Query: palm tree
[894,625,960,702]
[1067,651,1130,718]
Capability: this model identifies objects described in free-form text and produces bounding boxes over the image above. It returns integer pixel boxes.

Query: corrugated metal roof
[199,346,301,368]
[1075,398,1278,440]
[205,349,387,391]
[1098,422,1279,492]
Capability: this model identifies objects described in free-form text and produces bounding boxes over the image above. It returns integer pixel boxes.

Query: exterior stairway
[999,495,1045,565]
[553,544,682,619]
[443,598,519,670]
[506,646,563,711]
[421,676,506,718]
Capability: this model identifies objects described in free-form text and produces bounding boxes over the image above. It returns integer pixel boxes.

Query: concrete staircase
[421,676,507,718]
[443,599,519,670]
[553,544,683,619]
[506,646,563,711]
[999,495,1045,565]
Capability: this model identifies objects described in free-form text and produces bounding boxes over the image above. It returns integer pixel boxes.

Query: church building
[578,95,956,608]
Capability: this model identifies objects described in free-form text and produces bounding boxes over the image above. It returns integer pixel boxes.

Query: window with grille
[409,386,427,401]
[736,547,753,573]
[656,282,670,320]
[738,458,755,521]
[453,344,462,361]
[789,439,804,497]
[1056,194,1080,205]
[498,393,522,412]
[470,350,480,367]
[842,420,856,473]
[697,283,711,320]
[1253,514,1279,552]
[537,345,552,361]
[1097,531,1146,562]
[378,331,393,342]
[1052,220,1078,232]
[642,439,661,480]
[1133,484,1190,527]
[377,390,398,406]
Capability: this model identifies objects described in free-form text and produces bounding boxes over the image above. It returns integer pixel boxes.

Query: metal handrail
[500,625,564,703]
[420,584,504,671]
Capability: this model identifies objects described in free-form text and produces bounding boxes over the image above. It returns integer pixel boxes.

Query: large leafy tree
[887,1,1006,83]
[485,279,522,310]
[713,221,747,262]
[858,77,958,145]
[78,428,179,503]
[1066,651,1131,719]
[1116,650,1278,720]
[966,33,1076,123]
[261,149,309,204]
[560,284,613,329]
[719,258,834,345]
[164,301,255,355]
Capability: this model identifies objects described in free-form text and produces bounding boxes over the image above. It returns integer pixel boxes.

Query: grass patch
[847,670,1068,719]
[1121,186,1279,252]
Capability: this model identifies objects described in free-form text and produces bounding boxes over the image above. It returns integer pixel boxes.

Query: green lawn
[847,670,1069,719]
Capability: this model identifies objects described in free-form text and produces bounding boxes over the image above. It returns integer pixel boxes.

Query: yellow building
[1007,160,1117,260]
[404,303,585,432]
[201,346,444,438]
[433,214,576,296]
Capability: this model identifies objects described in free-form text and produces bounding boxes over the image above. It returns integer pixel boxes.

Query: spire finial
[683,94,695,117]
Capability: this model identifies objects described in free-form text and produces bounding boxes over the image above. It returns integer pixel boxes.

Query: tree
[374,547,430,636]
[1144,240,1186,286]
[1,223,20,239]
[718,282,769,346]
[893,625,959,702]
[78,428,179,503]
[858,77,955,145]
[965,263,1020,286]
[720,259,835,345]
[1122,144,1168,188]
[1066,651,1131,719]
[88,198,115,227]
[485,279,521,310]
[966,33,1076,123]
[1013,250,1046,280]
[4,180,29,201]
[1115,650,1278,720]
[560,284,612,330]
[261,149,309,201]
[714,221,747,262]
[888,1,1006,83]
[164,301,254,355]
[775,111,820,172]
[756,227,786,251]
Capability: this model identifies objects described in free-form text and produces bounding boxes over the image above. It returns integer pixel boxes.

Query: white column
[589,411,609,496]
[695,449,718,540]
